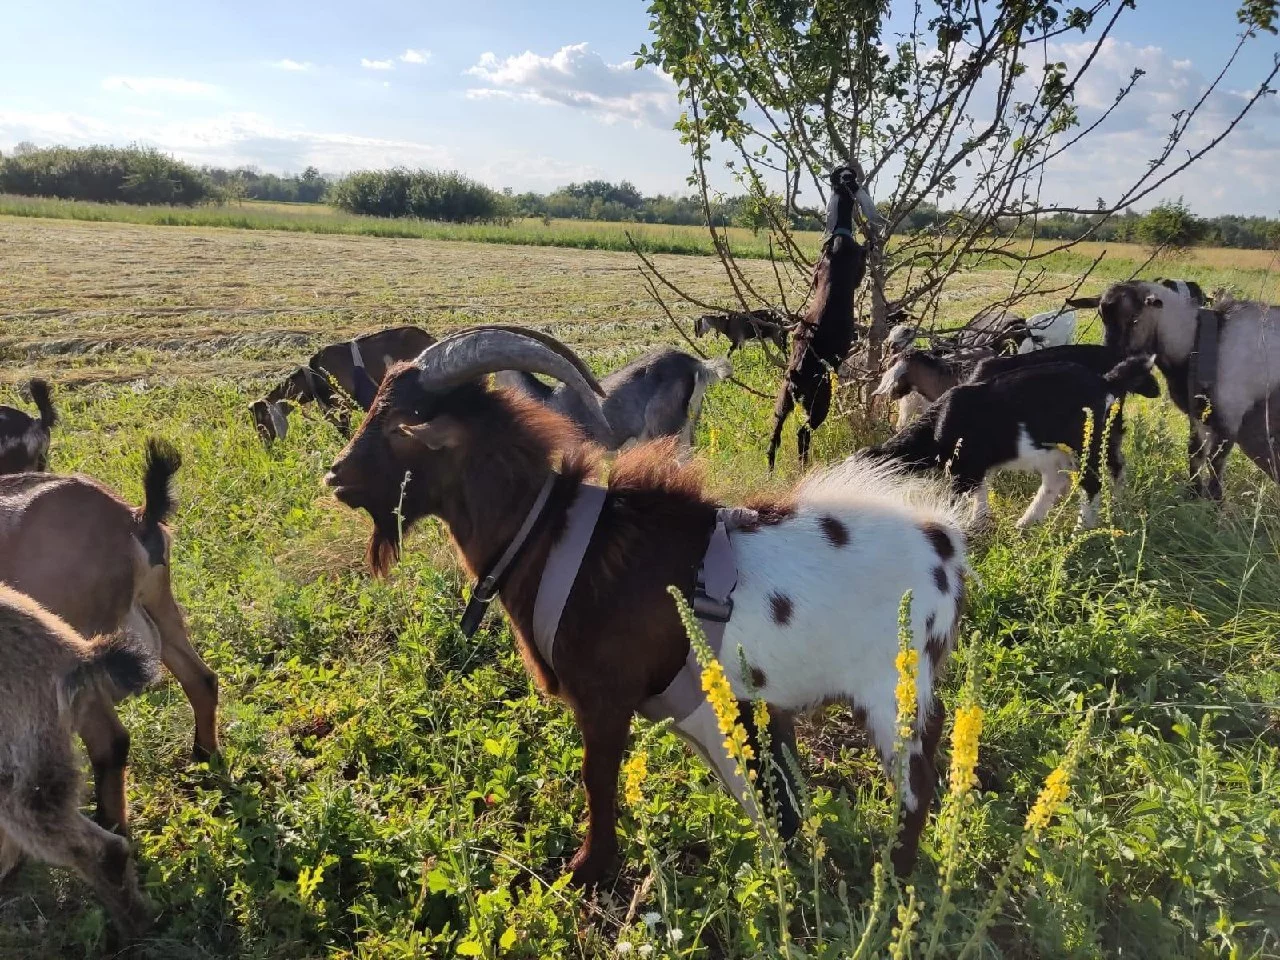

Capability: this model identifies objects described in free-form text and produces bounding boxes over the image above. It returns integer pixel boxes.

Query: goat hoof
[567,847,614,889]
[191,742,219,765]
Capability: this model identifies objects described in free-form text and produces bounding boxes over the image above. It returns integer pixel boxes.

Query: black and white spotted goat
[864,356,1161,529]
[0,379,57,475]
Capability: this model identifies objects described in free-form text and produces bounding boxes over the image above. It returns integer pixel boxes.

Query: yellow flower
[709,427,719,456]
[701,656,755,766]
[1025,764,1071,833]
[895,648,919,739]
[623,751,647,808]
[949,704,984,797]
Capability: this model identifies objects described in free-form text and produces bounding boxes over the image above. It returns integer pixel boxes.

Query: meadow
[0,214,1277,959]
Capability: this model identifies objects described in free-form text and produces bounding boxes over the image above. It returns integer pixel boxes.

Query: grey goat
[496,347,732,450]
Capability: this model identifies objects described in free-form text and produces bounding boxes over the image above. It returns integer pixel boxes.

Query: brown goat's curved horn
[415,327,613,443]
[421,325,604,395]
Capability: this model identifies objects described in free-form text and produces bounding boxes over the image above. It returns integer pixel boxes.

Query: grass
[0,216,1277,958]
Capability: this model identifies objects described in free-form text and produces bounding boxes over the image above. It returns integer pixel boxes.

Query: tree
[642,0,1280,378]
[1137,199,1206,250]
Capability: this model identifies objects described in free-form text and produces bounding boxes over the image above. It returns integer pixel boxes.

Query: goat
[872,347,991,428]
[0,379,57,475]
[1071,281,1279,498]
[967,343,1124,384]
[496,347,732,451]
[956,306,1029,353]
[251,325,436,444]
[864,357,1161,529]
[0,584,156,939]
[1017,307,1077,354]
[767,166,869,469]
[0,439,218,833]
[694,308,790,355]
[325,325,968,886]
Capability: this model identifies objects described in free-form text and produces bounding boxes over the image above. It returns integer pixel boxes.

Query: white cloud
[269,59,314,72]
[465,43,678,127]
[400,48,430,64]
[361,58,395,71]
[1031,38,1280,214]
[0,109,452,174]
[102,76,219,97]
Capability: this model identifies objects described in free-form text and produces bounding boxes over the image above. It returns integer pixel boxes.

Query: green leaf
[456,941,484,956]
[499,926,518,952]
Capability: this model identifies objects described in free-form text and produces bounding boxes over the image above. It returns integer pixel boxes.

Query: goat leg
[893,700,945,877]
[78,697,131,835]
[568,708,631,887]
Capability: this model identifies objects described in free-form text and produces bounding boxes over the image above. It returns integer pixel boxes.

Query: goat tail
[140,437,182,534]
[26,379,57,430]
[1104,354,1158,394]
[60,631,160,712]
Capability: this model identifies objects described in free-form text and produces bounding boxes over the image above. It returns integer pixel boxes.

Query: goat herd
[1,221,1278,943]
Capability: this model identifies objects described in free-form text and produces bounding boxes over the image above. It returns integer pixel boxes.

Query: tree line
[1,144,1276,247]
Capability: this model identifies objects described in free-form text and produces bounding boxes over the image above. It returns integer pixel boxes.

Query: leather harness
[458,474,746,725]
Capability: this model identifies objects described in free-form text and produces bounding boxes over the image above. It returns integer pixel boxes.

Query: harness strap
[638,508,745,724]
[1190,309,1221,420]
[531,482,607,672]
[349,339,366,369]
[459,472,558,638]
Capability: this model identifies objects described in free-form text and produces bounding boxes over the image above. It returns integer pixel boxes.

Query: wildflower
[641,913,661,930]
[701,656,754,767]
[949,704,983,797]
[894,648,919,739]
[1025,764,1071,833]
[623,751,648,808]
[668,928,684,945]
[709,427,719,456]
[615,943,634,956]
[638,946,654,958]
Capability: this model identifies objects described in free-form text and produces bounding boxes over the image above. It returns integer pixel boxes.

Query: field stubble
[0,215,1277,959]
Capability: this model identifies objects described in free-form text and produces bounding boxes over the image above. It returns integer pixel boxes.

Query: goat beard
[366,509,403,576]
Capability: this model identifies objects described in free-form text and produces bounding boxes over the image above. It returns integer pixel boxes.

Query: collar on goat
[1189,309,1222,419]
[458,471,558,637]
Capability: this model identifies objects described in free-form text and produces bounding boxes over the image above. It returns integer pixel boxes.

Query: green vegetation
[328,169,504,223]
[0,145,213,205]
[0,215,1276,957]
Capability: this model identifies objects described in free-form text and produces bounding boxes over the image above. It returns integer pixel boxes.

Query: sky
[1,0,1277,216]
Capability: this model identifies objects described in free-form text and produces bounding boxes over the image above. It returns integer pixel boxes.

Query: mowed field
[0,215,1278,959]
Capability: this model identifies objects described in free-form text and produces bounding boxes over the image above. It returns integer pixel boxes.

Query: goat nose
[323,470,341,489]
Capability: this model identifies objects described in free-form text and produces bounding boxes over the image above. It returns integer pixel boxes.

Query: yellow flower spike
[623,751,647,808]
[949,704,984,797]
[1025,764,1071,833]
[895,648,919,739]
[708,427,719,457]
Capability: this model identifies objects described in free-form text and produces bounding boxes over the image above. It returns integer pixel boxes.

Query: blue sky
[2,1,1277,215]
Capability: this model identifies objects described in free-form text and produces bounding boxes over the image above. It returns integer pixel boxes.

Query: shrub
[1136,199,1207,250]
[0,144,213,205]
[328,169,504,222]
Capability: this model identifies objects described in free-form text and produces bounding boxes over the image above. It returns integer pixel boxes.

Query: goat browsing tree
[641,0,1280,376]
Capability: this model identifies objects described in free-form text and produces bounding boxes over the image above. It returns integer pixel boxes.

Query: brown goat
[0,584,155,938]
[0,439,218,833]
[251,325,436,443]
[326,326,968,887]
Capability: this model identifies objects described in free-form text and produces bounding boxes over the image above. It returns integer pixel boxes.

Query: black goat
[864,357,1161,529]
[0,379,57,475]
[767,166,869,469]
[967,344,1124,384]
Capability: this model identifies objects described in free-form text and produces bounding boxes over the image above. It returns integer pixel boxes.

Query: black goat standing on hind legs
[767,165,872,470]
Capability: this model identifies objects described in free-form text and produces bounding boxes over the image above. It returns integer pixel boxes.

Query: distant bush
[329,169,505,222]
[0,145,213,205]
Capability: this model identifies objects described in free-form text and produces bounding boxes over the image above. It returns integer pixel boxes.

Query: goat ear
[1143,294,1163,309]
[1065,296,1099,309]
[396,417,465,450]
